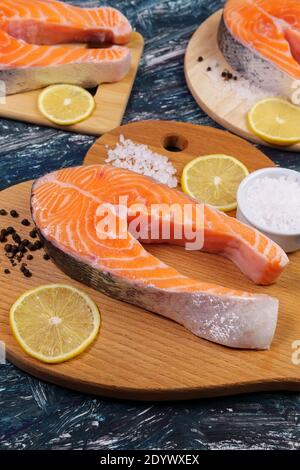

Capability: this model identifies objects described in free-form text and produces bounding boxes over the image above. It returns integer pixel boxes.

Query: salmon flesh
[31,165,289,350]
[219,0,300,99]
[0,0,132,94]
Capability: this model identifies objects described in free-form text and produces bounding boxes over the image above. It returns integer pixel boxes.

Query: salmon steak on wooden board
[0,0,132,94]
[31,165,289,350]
[218,0,300,99]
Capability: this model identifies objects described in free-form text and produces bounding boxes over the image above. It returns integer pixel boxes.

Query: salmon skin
[31,165,289,350]
[0,0,132,45]
[218,0,300,99]
[0,0,132,94]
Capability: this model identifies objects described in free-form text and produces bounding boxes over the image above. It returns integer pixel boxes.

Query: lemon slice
[38,84,95,126]
[248,98,300,146]
[181,154,249,212]
[10,284,101,363]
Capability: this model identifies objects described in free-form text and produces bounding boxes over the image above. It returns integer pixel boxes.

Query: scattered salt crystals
[245,175,300,233]
[204,59,270,104]
[105,135,178,188]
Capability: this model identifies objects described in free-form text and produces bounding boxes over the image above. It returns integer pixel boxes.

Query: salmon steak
[218,0,300,99]
[0,0,132,45]
[0,0,132,94]
[31,165,289,350]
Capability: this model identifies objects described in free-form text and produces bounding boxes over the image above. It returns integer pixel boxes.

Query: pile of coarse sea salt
[105,135,178,188]
[245,175,300,233]
[205,59,268,104]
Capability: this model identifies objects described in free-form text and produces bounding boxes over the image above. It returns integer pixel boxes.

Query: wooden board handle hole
[162,134,188,152]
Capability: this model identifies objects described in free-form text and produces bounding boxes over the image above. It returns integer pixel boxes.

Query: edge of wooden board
[6,345,300,401]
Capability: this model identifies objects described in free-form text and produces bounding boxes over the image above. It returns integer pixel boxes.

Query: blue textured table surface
[0,0,299,451]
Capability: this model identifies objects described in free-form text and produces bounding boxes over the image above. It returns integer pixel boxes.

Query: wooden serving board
[0,32,144,136]
[184,10,300,152]
[0,120,299,400]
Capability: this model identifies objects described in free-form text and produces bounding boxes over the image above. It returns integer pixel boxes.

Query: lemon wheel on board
[248,98,300,146]
[10,284,101,363]
[181,154,249,212]
[38,84,95,126]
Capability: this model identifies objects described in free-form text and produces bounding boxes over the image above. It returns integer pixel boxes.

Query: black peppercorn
[12,233,21,244]
[10,210,19,218]
[4,244,12,253]
[21,219,30,226]
[11,245,18,255]
[29,229,38,238]
[34,240,43,249]
[20,263,27,272]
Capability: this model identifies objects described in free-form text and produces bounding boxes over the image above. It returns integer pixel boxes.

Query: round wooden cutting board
[185,10,300,152]
[0,120,299,400]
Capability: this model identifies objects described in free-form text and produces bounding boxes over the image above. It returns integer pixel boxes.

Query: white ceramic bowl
[237,167,300,253]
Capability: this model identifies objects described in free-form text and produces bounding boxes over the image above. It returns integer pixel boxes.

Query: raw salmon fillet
[0,0,132,45]
[0,30,131,94]
[219,0,300,98]
[31,165,289,350]
[0,0,132,94]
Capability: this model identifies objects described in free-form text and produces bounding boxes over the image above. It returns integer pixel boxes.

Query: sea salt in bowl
[237,167,300,253]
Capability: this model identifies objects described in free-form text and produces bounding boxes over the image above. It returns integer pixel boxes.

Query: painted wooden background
[0,0,299,450]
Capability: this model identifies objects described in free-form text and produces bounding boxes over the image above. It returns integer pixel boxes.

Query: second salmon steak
[0,0,132,94]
